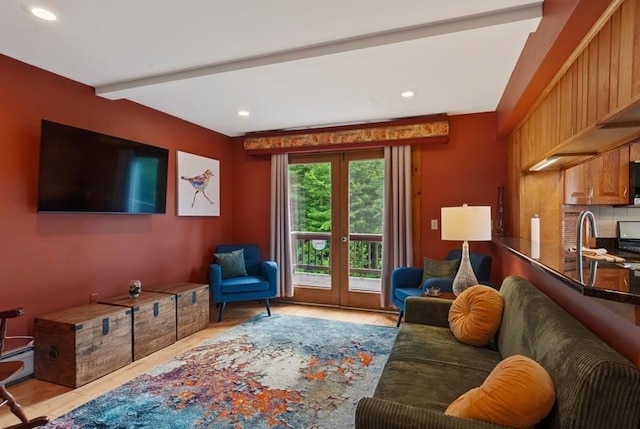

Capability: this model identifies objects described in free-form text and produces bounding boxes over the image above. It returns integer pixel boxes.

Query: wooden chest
[150,283,210,340]
[34,304,132,388]
[100,291,176,360]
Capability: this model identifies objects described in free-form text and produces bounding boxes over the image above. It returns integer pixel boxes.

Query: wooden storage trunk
[34,303,132,388]
[150,283,210,340]
[100,291,176,360]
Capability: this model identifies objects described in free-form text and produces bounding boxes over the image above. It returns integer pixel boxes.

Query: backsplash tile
[589,206,640,238]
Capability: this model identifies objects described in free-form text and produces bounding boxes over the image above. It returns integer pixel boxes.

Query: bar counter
[493,236,640,305]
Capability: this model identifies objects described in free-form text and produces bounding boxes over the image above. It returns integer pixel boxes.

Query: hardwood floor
[0,302,397,427]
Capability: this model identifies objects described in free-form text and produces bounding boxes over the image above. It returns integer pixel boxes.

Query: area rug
[45,314,397,429]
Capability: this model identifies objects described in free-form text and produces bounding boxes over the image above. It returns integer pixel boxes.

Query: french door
[287,150,384,309]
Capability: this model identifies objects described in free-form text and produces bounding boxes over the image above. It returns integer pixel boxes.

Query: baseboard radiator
[0,336,35,385]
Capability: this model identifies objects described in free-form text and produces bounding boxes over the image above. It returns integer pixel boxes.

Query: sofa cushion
[374,323,502,411]
[448,285,503,347]
[388,323,501,370]
[374,360,490,411]
[214,248,248,279]
[421,257,459,286]
[445,354,555,428]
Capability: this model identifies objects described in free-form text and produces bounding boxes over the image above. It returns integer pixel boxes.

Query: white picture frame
[176,151,220,216]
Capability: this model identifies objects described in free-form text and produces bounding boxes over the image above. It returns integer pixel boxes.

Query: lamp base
[452,241,478,296]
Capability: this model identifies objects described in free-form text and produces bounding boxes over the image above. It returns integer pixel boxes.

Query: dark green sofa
[356,275,640,429]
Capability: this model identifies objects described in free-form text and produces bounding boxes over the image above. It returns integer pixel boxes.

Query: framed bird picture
[177,151,220,216]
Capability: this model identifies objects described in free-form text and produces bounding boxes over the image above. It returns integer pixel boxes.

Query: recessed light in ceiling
[30,6,57,21]
[401,91,415,98]
[237,110,250,117]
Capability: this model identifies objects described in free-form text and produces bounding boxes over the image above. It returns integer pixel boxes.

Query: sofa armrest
[356,398,510,429]
[404,297,452,328]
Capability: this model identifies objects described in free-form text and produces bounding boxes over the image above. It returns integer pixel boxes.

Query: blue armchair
[391,249,492,326]
[210,244,277,322]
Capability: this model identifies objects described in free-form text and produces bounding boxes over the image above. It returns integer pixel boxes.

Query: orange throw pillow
[448,285,504,347]
[445,355,556,428]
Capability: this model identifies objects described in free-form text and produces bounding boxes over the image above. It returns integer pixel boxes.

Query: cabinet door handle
[623,186,628,198]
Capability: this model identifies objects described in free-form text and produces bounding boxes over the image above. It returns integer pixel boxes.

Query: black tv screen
[37,120,168,214]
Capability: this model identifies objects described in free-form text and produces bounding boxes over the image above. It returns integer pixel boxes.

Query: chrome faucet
[576,209,598,284]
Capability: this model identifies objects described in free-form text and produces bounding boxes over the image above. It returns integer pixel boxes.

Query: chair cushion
[394,287,424,306]
[445,354,555,428]
[421,258,460,286]
[448,285,503,347]
[220,276,269,294]
[214,249,248,279]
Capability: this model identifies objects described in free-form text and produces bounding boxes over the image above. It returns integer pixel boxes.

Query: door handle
[341,236,348,243]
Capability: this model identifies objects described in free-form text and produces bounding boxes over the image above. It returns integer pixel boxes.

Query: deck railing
[291,231,382,278]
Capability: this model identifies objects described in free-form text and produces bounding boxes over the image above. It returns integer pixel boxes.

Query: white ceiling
[0,0,542,136]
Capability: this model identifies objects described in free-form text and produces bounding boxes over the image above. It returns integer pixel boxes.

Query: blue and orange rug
[45,314,396,428]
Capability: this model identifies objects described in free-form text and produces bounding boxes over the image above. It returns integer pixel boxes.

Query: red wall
[1,54,233,336]
[418,112,505,277]
[230,140,273,252]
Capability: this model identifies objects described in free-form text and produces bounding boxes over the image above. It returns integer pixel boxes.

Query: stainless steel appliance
[617,221,640,254]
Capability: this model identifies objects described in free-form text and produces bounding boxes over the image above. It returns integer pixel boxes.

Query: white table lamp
[441,204,492,296]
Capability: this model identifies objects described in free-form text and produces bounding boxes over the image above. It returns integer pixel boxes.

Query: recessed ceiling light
[30,6,57,21]
[401,91,415,98]
[237,110,250,117]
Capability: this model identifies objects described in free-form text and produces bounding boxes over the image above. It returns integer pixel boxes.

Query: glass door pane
[289,160,333,292]
[347,158,384,293]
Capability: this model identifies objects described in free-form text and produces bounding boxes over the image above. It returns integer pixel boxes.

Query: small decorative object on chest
[128,280,142,298]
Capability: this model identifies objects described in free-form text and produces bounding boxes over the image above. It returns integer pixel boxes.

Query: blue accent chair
[210,244,277,322]
[391,249,493,326]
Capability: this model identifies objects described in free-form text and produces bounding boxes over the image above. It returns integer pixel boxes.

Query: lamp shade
[441,205,492,241]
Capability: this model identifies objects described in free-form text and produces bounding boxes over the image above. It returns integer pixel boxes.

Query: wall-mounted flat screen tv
[37,120,169,214]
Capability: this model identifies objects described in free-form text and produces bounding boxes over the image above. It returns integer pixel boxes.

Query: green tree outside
[288,160,384,278]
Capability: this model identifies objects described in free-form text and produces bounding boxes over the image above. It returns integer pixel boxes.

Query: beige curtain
[270,153,294,297]
[381,145,413,307]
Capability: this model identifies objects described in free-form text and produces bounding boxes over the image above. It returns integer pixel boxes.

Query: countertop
[493,236,640,305]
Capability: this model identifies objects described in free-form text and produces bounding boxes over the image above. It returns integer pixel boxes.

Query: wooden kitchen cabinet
[630,142,640,160]
[564,162,590,204]
[564,146,630,204]
[593,146,630,204]
[596,267,630,292]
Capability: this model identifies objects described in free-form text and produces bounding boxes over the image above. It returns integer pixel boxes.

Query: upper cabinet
[630,142,640,160]
[564,162,590,204]
[564,145,630,204]
[508,0,640,237]
[516,0,640,172]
